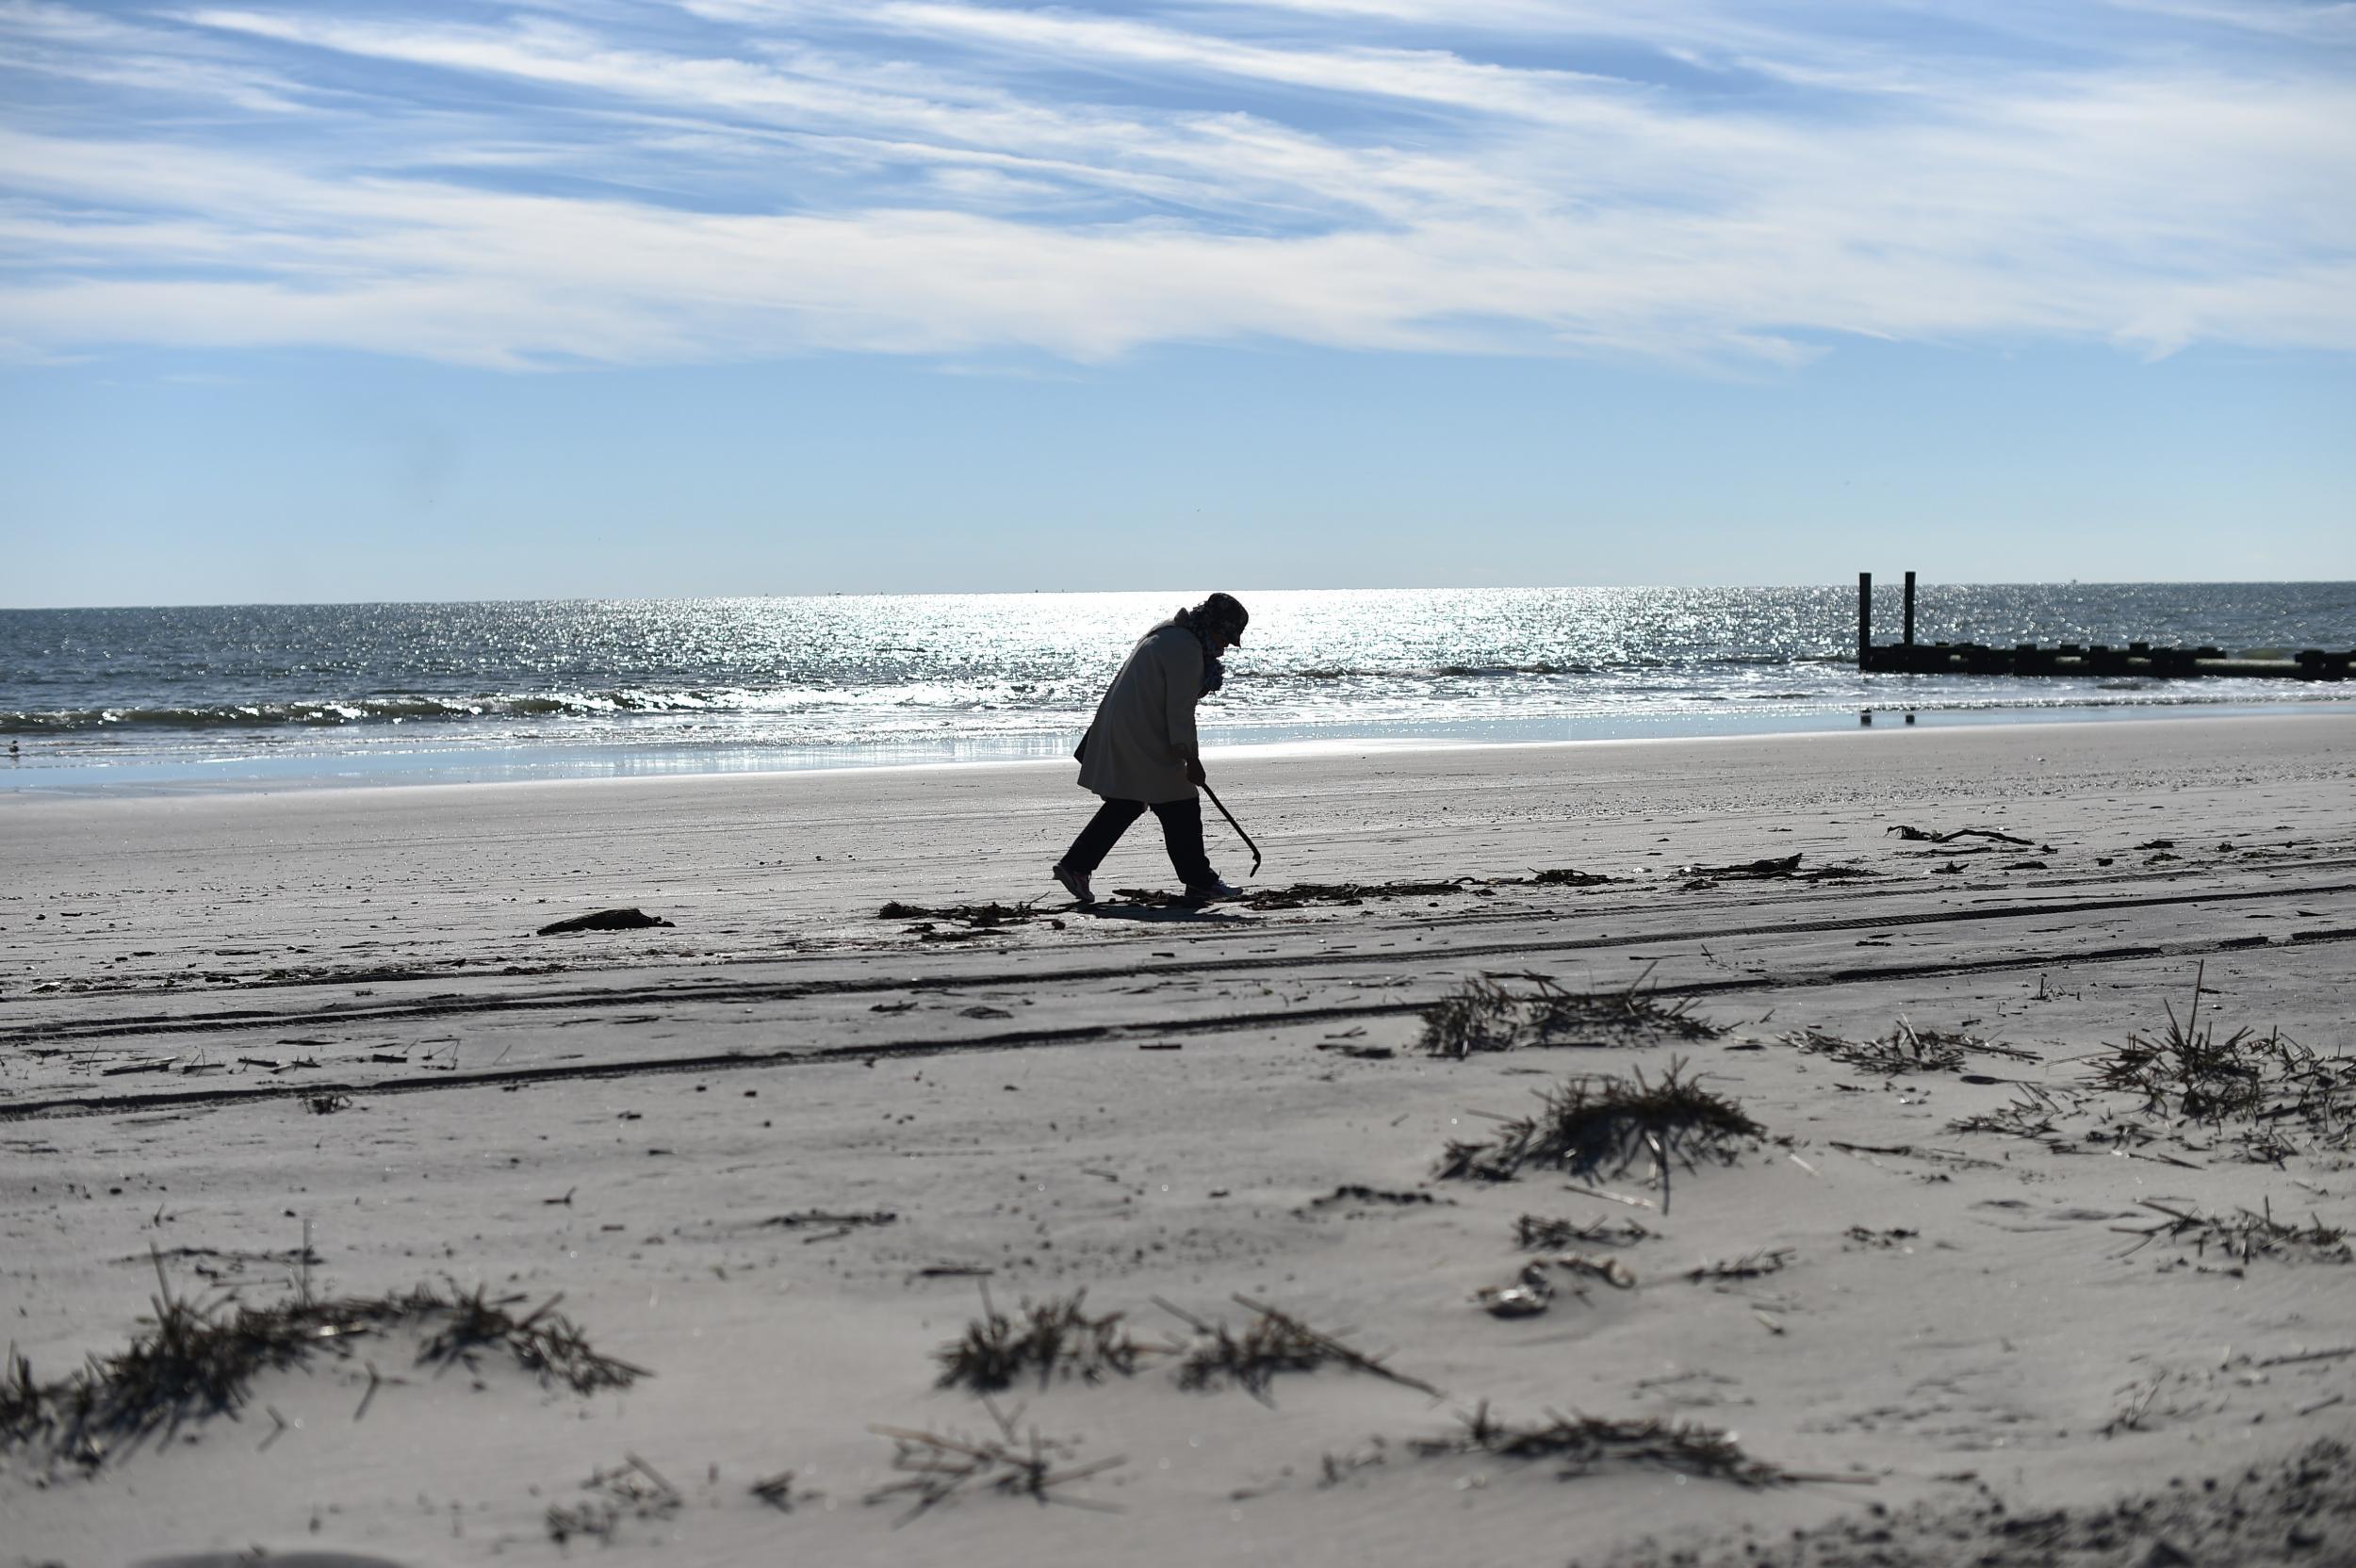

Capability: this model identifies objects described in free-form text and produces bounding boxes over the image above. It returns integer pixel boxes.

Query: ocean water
[3,585,2351,793]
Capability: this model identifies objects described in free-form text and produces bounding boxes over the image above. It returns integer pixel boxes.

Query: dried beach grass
[545,1454,680,1545]
[1420,968,1722,1059]
[2090,965,2263,1119]
[1,1258,644,1465]
[1159,1295,1439,1403]
[1683,1248,1794,1282]
[2088,965,2355,1156]
[412,1281,639,1391]
[749,1468,815,1511]
[2,1348,41,1442]
[1513,1214,1653,1250]
[1524,969,1721,1047]
[1417,977,1521,1057]
[1436,1058,1764,1184]
[1412,1401,1791,1488]
[867,1397,1123,1522]
[2117,1199,2351,1266]
[935,1286,1147,1393]
[1781,1016,2035,1075]
[1949,1085,2072,1139]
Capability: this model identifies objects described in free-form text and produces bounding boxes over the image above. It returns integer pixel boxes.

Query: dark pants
[1062,795,1216,888]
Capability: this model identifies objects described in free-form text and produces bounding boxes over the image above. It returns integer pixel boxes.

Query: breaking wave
[1265,662,1594,680]
[0,690,751,733]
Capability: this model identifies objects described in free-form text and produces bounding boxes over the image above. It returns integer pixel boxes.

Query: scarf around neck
[1174,610,1226,696]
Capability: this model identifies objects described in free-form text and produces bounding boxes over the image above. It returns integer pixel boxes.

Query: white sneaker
[1052,862,1095,906]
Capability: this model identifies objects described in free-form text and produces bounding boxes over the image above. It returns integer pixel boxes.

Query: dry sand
[3,712,2353,1567]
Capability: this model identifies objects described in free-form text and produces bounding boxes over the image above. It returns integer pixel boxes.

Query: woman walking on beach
[1053,593,1250,906]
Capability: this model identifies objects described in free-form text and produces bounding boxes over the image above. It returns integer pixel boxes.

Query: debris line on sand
[1109,879,1465,910]
[878,899,1041,932]
[759,1208,898,1230]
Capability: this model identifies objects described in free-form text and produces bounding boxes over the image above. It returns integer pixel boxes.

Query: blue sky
[2,0,2351,605]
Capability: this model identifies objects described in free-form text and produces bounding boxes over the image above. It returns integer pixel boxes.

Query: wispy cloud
[0,0,2348,368]
[0,0,308,110]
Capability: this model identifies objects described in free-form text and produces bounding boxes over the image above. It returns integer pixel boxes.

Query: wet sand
[4,712,2353,1566]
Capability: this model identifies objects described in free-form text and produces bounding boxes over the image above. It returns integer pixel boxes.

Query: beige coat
[1074,618,1204,804]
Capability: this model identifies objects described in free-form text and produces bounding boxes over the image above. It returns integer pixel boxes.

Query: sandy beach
[4,710,2354,1567]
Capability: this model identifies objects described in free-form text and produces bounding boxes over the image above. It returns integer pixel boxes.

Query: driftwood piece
[1887,825,2035,845]
[536,907,675,936]
[1677,853,1801,879]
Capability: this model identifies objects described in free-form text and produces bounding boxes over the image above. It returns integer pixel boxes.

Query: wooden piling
[1903,571,1915,647]
[1857,572,1873,666]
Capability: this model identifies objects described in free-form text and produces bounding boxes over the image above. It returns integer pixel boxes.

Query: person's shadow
[1076,903,1251,924]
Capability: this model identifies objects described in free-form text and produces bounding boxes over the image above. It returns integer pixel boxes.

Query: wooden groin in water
[1855,573,2352,682]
